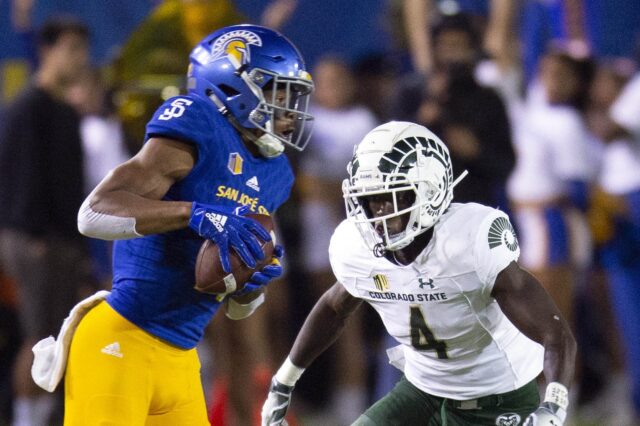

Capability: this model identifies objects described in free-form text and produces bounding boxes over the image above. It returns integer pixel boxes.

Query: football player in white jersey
[261,121,576,426]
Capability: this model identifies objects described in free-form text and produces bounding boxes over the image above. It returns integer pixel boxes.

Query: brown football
[194,213,276,295]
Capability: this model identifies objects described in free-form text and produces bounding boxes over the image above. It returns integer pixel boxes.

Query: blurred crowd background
[1,0,640,425]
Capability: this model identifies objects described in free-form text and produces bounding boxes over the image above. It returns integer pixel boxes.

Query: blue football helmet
[188,24,314,157]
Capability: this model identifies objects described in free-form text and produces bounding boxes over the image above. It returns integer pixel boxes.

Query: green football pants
[353,375,539,426]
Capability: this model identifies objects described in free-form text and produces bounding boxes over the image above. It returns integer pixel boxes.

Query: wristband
[544,382,569,410]
[224,292,265,320]
[275,357,305,387]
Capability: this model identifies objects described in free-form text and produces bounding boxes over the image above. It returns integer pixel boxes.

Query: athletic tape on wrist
[544,382,569,410]
[224,293,264,320]
[275,357,305,387]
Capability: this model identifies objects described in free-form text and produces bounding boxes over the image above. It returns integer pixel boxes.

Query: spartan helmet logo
[210,29,263,69]
[495,413,522,426]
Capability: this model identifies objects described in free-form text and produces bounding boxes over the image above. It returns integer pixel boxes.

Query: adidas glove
[189,203,270,272]
[234,245,284,296]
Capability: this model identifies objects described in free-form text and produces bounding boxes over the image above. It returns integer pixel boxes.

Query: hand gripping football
[194,213,276,295]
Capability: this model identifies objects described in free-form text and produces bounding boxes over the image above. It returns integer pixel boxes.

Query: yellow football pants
[64,301,210,425]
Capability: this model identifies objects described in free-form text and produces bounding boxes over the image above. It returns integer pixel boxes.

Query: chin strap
[207,91,284,158]
[254,122,285,157]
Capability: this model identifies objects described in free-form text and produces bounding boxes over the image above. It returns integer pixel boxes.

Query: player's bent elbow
[544,323,577,362]
[556,315,577,353]
[77,197,142,240]
[77,197,99,238]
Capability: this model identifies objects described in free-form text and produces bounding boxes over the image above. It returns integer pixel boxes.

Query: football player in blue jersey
[66,24,314,425]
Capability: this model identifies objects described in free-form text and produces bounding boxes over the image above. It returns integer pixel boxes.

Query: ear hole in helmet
[357,196,373,218]
[218,84,240,98]
[291,83,312,95]
[397,190,416,207]
[262,80,275,91]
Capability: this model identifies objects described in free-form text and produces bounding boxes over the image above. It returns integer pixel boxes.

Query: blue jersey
[108,95,294,349]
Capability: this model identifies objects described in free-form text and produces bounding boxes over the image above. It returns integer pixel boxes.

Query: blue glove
[189,203,271,273]
[235,245,284,296]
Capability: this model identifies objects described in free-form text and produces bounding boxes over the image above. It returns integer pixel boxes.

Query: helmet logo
[373,243,386,257]
[211,30,262,69]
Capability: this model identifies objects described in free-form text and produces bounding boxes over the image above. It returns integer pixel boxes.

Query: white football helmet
[343,121,466,255]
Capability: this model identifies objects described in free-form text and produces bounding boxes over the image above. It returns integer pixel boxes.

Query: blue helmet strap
[207,90,229,116]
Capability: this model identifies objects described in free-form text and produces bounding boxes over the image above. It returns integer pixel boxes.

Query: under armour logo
[418,278,434,289]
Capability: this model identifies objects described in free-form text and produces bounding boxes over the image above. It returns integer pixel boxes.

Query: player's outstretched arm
[261,283,362,426]
[78,137,196,239]
[492,261,577,425]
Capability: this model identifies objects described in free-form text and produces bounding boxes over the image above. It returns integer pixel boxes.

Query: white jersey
[329,203,543,399]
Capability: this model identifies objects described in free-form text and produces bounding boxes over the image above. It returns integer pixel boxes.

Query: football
[194,213,276,295]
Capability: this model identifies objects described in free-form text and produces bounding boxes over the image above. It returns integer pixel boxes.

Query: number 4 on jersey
[410,306,448,359]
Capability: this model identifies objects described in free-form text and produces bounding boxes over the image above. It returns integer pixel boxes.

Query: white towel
[31,290,110,392]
